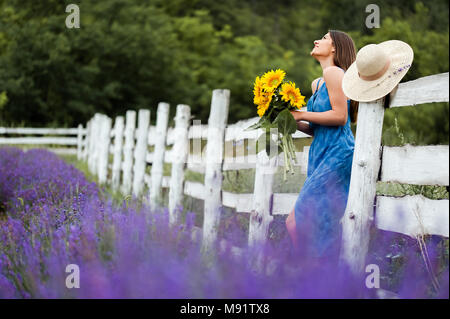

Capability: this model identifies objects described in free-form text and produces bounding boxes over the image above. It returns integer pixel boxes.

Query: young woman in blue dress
[285,30,359,262]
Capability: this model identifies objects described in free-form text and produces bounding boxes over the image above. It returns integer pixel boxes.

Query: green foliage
[0,91,8,124]
[383,103,449,146]
[0,0,448,148]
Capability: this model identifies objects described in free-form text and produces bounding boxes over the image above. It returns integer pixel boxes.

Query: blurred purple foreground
[0,147,448,298]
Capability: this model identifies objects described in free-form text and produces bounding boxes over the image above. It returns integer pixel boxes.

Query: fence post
[132,109,150,197]
[248,128,277,247]
[201,89,230,253]
[77,124,83,160]
[168,104,190,224]
[122,110,136,195]
[82,120,91,162]
[98,115,112,185]
[93,114,103,175]
[87,116,94,172]
[111,116,124,191]
[150,102,170,211]
[88,114,101,175]
[340,98,385,277]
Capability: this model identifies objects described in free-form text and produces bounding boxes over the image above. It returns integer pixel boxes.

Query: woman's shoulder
[322,66,345,89]
[323,66,345,78]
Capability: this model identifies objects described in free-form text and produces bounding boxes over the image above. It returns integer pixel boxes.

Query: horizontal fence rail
[376,194,449,238]
[0,127,86,135]
[0,137,78,145]
[380,144,449,185]
[0,125,86,156]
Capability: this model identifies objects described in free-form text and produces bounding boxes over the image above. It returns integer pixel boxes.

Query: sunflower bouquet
[245,69,306,181]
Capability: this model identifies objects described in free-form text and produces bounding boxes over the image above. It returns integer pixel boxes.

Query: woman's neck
[316,56,336,71]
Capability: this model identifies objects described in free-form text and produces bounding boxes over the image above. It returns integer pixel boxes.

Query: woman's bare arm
[291,67,348,126]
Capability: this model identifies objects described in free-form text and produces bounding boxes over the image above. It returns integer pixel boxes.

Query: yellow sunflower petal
[261,69,286,92]
[280,81,305,109]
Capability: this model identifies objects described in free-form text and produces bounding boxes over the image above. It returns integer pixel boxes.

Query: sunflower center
[270,79,279,86]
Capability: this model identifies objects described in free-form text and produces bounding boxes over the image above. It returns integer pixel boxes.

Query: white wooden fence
[1,73,448,279]
[0,125,86,156]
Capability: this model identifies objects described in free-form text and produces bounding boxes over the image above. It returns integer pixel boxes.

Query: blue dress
[294,70,355,260]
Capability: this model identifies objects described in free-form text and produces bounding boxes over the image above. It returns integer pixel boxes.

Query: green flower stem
[288,135,296,167]
[287,135,296,175]
[278,133,298,181]
[282,135,288,181]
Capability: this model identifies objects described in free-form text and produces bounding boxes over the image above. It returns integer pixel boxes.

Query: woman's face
[310,32,335,57]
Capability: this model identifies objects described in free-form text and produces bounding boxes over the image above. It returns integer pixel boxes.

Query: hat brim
[342,40,414,102]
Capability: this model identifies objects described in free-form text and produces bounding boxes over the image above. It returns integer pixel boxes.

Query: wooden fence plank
[390,72,449,107]
[376,195,449,237]
[202,89,230,252]
[184,181,205,200]
[111,116,124,190]
[77,124,83,160]
[150,102,170,210]
[0,137,78,145]
[0,127,85,135]
[132,109,150,197]
[222,191,253,212]
[122,110,136,195]
[248,128,277,247]
[98,115,112,185]
[168,104,191,224]
[381,144,449,186]
[187,124,209,140]
[48,148,78,155]
[271,193,299,215]
[340,98,385,276]
[88,114,102,175]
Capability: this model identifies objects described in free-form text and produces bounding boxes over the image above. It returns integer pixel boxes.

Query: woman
[285,30,358,263]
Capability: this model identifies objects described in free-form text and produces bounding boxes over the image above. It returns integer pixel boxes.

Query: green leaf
[273,108,297,136]
[243,116,267,131]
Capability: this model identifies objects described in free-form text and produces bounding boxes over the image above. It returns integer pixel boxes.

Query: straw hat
[342,40,413,102]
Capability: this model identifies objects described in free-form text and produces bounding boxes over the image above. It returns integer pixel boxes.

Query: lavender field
[0,147,448,299]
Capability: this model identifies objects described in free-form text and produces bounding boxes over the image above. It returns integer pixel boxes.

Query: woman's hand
[290,110,303,121]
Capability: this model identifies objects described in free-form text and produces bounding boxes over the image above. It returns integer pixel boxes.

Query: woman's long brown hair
[329,29,359,123]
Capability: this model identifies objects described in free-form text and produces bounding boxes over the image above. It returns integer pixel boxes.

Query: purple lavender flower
[0,147,447,299]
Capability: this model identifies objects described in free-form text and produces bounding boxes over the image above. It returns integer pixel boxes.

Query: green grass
[377,181,449,200]
[58,153,127,206]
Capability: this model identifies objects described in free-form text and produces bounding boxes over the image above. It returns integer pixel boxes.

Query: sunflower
[253,76,264,105]
[280,81,306,109]
[256,91,274,117]
[257,102,269,117]
[261,69,286,92]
